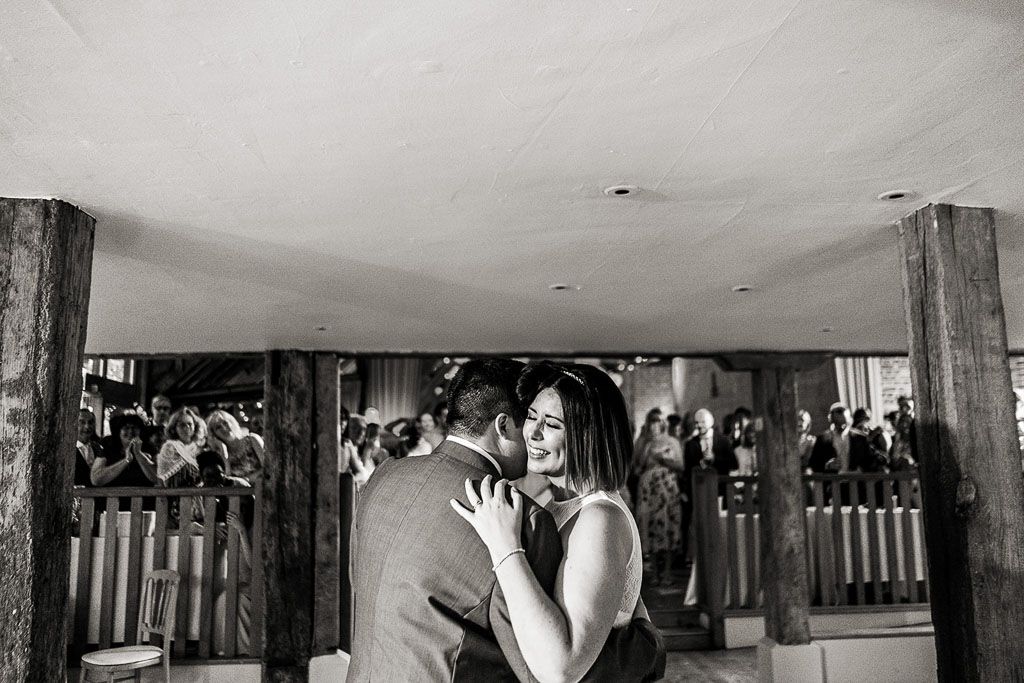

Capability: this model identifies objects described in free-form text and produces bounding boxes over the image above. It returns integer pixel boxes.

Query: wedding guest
[192,450,254,655]
[339,405,359,472]
[630,408,664,504]
[361,423,391,466]
[400,420,433,457]
[890,412,918,469]
[729,407,752,448]
[797,409,817,471]
[157,407,205,487]
[880,411,899,454]
[666,413,684,440]
[206,409,264,483]
[93,412,158,487]
[74,409,102,487]
[681,409,737,559]
[733,423,757,477]
[434,401,449,433]
[635,426,683,585]
[809,404,860,473]
[898,395,916,419]
[143,394,174,456]
[418,411,445,448]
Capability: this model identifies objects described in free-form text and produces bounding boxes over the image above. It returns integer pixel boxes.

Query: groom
[348,359,663,681]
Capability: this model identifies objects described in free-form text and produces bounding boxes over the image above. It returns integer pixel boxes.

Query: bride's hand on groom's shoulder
[450,474,524,563]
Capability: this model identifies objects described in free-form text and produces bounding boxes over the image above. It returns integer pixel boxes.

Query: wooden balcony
[691,470,931,648]
[68,487,264,666]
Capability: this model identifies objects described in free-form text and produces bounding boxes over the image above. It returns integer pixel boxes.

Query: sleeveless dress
[547,491,642,627]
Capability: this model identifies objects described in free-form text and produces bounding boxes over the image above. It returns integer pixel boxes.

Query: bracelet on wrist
[491,547,526,572]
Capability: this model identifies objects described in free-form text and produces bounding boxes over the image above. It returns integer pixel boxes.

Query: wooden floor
[663,648,757,682]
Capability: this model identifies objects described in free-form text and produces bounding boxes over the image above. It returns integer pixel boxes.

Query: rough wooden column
[312,353,341,655]
[898,204,1024,682]
[717,353,830,647]
[0,198,94,680]
[751,366,810,645]
[263,351,316,681]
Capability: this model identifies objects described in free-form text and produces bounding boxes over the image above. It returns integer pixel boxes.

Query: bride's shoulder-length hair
[517,361,632,493]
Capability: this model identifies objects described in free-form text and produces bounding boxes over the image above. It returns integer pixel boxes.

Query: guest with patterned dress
[206,409,265,484]
[636,428,683,586]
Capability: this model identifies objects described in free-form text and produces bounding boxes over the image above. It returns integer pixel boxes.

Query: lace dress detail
[547,491,642,627]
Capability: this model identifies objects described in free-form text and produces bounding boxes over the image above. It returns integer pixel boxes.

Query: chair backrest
[137,569,180,649]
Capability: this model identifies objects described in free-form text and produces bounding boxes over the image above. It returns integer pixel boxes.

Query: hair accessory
[492,547,526,572]
[558,366,586,386]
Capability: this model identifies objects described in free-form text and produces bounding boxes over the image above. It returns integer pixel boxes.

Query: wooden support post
[263,351,316,681]
[0,199,94,680]
[752,366,811,645]
[313,353,341,655]
[263,350,343,681]
[338,472,355,652]
[898,204,1024,682]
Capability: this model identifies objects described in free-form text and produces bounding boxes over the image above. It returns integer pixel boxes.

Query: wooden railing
[692,470,929,643]
[69,487,263,661]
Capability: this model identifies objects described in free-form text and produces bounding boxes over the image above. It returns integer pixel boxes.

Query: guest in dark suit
[349,359,662,682]
[679,409,738,559]
[807,403,879,473]
[809,403,885,505]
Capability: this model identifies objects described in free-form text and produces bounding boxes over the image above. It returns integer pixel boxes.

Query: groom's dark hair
[446,358,527,438]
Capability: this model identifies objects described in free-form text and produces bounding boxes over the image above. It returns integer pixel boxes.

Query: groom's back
[348,441,560,682]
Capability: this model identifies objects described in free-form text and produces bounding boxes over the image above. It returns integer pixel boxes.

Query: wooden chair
[80,569,180,682]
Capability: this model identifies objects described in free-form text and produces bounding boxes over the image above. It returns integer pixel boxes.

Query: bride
[452,361,655,682]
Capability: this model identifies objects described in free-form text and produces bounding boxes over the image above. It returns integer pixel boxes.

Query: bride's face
[524,388,566,478]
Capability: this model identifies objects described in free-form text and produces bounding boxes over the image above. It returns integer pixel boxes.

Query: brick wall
[879,357,913,413]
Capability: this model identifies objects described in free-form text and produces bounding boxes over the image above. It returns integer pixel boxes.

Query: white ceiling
[3,0,1024,355]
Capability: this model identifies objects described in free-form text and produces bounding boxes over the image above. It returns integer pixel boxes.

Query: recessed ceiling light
[877,190,914,201]
[549,283,581,292]
[731,285,753,293]
[604,185,640,197]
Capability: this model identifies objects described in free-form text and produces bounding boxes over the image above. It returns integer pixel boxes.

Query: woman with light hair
[207,409,265,483]
[156,407,206,488]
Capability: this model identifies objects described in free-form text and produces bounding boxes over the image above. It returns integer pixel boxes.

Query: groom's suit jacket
[348,439,560,682]
[348,439,665,682]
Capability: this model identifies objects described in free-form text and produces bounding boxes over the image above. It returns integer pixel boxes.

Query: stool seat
[81,645,163,671]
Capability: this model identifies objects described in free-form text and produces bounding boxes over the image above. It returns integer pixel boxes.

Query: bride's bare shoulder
[565,500,632,557]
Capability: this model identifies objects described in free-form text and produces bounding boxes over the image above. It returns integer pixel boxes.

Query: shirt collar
[445,435,503,477]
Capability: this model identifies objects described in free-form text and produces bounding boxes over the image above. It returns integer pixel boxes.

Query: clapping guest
[74,409,102,486]
[157,407,205,487]
[93,412,158,487]
[206,410,264,484]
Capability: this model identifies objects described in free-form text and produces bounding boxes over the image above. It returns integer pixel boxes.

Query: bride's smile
[524,387,566,477]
